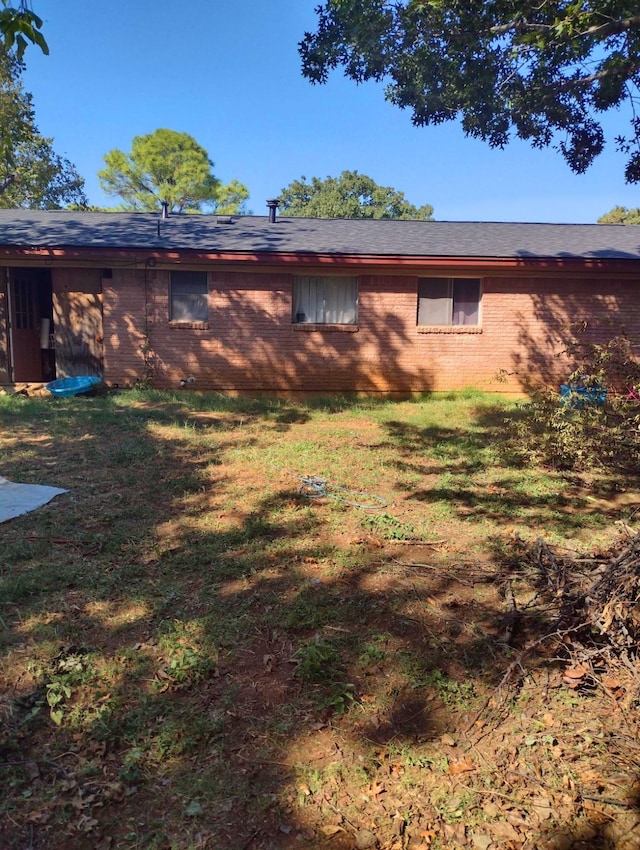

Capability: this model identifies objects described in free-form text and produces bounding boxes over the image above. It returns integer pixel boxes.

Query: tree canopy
[0,1,47,59]
[0,47,87,208]
[300,1,640,182]
[278,170,434,219]
[598,205,640,223]
[98,129,250,214]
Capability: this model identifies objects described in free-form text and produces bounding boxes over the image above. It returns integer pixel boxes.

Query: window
[170,271,208,322]
[417,278,481,326]
[293,276,358,325]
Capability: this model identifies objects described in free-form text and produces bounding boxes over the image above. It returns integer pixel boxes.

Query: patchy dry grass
[1,389,639,850]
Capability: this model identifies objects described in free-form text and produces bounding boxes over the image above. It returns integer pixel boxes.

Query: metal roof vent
[266,198,279,223]
[161,201,169,219]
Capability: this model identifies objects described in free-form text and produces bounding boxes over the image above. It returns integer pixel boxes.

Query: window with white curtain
[292,276,358,325]
[170,271,209,322]
[417,278,481,326]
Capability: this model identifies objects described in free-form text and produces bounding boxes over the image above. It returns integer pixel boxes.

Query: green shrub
[503,391,639,472]
[501,335,640,472]
[563,334,640,392]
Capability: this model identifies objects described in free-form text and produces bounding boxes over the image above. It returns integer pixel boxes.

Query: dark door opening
[9,268,54,382]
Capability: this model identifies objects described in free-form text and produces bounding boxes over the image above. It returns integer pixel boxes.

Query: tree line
[1,2,639,221]
[0,42,433,219]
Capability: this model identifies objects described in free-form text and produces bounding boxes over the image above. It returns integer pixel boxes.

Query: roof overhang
[1,246,640,277]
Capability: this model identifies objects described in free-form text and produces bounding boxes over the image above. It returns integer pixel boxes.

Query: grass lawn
[1,389,639,850]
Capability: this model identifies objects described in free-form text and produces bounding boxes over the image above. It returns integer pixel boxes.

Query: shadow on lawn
[0,392,637,850]
[382,409,637,534]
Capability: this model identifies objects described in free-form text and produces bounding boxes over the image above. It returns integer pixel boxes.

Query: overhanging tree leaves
[98,129,250,214]
[0,47,87,208]
[300,1,640,182]
[0,1,47,59]
[279,170,434,218]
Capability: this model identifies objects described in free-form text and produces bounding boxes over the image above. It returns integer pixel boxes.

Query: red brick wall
[100,267,640,394]
[102,269,149,386]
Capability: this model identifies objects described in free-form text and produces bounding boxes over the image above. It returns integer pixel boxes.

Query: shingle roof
[1,209,640,260]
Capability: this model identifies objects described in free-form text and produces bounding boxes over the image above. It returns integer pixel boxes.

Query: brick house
[1,208,639,394]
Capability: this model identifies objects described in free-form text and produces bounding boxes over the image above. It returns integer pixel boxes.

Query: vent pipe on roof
[266,198,279,223]
[161,201,169,219]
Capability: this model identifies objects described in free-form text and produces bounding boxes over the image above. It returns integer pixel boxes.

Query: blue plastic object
[560,384,607,408]
[45,376,101,398]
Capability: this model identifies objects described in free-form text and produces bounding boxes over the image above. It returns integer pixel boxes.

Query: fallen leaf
[444,822,467,847]
[355,829,377,849]
[530,797,553,820]
[103,782,125,801]
[471,834,493,850]
[319,825,346,837]
[184,800,203,817]
[448,756,475,776]
[367,780,386,797]
[418,827,437,848]
[483,800,500,819]
[602,675,625,696]
[488,820,520,841]
[506,812,531,828]
[564,665,588,680]
[76,814,99,833]
[263,654,276,672]
[420,828,437,840]
[392,813,406,835]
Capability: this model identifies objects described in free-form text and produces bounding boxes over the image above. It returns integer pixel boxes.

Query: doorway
[8,268,54,383]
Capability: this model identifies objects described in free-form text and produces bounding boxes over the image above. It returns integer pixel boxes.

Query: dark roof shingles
[0,210,639,260]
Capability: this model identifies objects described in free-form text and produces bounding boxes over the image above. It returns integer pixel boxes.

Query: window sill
[169,321,210,330]
[417,325,482,334]
[293,323,359,333]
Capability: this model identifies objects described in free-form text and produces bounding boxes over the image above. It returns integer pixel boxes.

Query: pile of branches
[501,529,640,698]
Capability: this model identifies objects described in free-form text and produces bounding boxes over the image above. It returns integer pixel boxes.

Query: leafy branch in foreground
[300,1,640,181]
[0,1,47,59]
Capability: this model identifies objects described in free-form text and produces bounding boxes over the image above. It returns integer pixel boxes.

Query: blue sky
[21,0,640,223]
